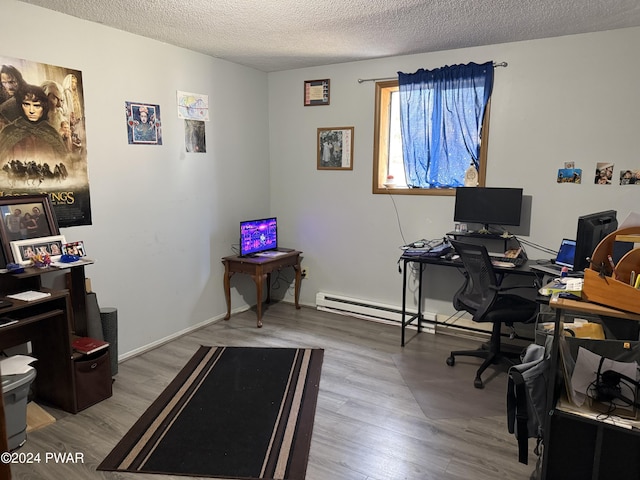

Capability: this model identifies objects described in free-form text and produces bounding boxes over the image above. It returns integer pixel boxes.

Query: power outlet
[301,268,308,279]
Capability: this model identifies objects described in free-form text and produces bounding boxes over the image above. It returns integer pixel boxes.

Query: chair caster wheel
[474,377,484,389]
[446,356,455,366]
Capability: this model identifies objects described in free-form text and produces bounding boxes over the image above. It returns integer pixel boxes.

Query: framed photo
[125,101,163,145]
[11,235,66,265]
[62,241,86,257]
[317,127,354,170]
[0,194,59,263]
[304,79,330,106]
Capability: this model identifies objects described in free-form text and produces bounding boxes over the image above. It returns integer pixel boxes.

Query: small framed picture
[317,127,354,170]
[10,235,66,265]
[62,241,86,257]
[125,101,162,145]
[304,79,330,106]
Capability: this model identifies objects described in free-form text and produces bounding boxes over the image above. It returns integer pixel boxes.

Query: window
[373,75,491,196]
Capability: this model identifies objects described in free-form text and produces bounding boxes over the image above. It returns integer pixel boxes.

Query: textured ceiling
[18,0,640,72]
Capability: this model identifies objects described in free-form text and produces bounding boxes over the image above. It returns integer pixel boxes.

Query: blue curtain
[398,62,494,188]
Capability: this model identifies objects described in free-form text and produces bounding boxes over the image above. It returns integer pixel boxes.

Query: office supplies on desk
[540,278,583,296]
[403,240,452,257]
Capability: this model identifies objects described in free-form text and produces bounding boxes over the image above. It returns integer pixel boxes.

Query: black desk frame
[400,254,540,346]
[541,298,640,479]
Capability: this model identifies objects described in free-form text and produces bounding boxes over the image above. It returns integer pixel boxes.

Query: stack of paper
[0,355,37,375]
[7,291,51,302]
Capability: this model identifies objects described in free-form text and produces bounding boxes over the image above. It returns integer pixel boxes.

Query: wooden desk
[0,290,76,412]
[9,260,93,336]
[542,298,640,479]
[222,249,302,327]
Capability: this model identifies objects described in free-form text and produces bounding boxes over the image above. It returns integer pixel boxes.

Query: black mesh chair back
[451,240,498,315]
[447,239,538,388]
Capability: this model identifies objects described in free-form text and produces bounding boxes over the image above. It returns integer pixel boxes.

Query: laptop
[530,239,578,276]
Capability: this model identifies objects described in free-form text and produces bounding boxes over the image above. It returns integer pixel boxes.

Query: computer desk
[399,253,542,346]
[542,297,640,479]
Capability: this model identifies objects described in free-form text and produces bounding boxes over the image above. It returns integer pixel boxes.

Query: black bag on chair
[507,343,550,465]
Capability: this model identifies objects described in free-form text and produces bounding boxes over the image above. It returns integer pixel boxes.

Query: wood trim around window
[372,81,490,195]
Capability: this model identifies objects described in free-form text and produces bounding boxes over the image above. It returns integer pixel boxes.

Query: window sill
[373,185,456,196]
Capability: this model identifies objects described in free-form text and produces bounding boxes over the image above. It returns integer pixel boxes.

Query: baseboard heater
[315,292,436,333]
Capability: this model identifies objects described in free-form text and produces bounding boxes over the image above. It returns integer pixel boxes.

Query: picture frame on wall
[304,79,330,106]
[0,194,60,264]
[125,101,163,145]
[317,127,354,170]
[11,235,67,265]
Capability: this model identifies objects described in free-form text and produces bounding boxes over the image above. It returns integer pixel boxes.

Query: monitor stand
[477,224,491,234]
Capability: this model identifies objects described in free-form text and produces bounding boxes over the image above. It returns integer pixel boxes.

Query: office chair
[446,239,539,388]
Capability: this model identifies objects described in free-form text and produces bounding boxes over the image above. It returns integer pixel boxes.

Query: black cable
[384,186,408,246]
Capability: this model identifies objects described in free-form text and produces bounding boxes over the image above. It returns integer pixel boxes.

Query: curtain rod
[357,61,508,83]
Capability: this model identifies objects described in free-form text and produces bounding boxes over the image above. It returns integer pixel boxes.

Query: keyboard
[492,256,525,266]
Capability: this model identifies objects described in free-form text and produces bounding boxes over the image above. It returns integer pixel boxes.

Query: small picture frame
[304,79,330,106]
[11,235,66,265]
[125,101,163,145]
[317,127,354,170]
[62,241,86,257]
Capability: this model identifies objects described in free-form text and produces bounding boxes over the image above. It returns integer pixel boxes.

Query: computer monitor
[453,187,523,233]
[239,217,278,256]
[573,210,618,271]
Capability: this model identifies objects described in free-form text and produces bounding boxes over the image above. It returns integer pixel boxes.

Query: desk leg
[223,262,233,320]
[251,272,267,328]
[266,273,272,304]
[293,257,301,309]
[401,259,408,346]
[417,263,424,333]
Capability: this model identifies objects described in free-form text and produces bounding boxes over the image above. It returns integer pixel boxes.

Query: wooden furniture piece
[542,297,640,479]
[582,225,640,315]
[0,289,76,413]
[222,250,302,327]
[10,261,93,336]
[0,261,109,415]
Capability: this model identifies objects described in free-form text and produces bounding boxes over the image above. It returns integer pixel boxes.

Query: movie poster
[0,56,92,227]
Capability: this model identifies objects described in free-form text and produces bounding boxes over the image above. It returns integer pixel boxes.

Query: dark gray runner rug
[98,346,324,479]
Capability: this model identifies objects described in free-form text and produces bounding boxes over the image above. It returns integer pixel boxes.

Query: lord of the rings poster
[0,56,92,227]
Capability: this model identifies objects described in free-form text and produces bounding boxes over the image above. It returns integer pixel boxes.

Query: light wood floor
[10,303,540,480]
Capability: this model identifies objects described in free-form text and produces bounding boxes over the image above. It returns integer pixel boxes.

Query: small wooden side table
[222,249,302,327]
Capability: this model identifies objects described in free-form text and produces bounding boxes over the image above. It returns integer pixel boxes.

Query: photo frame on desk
[11,235,66,265]
[0,194,60,263]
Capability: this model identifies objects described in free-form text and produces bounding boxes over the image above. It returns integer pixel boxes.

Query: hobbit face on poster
[0,56,92,227]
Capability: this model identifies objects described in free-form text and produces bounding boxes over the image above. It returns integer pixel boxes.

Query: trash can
[100,307,118,376]
[2,368,37,450]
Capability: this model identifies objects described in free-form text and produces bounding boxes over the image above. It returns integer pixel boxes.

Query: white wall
[3,1,271,356]
[268,27,640,315]
[5,1,639,357]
